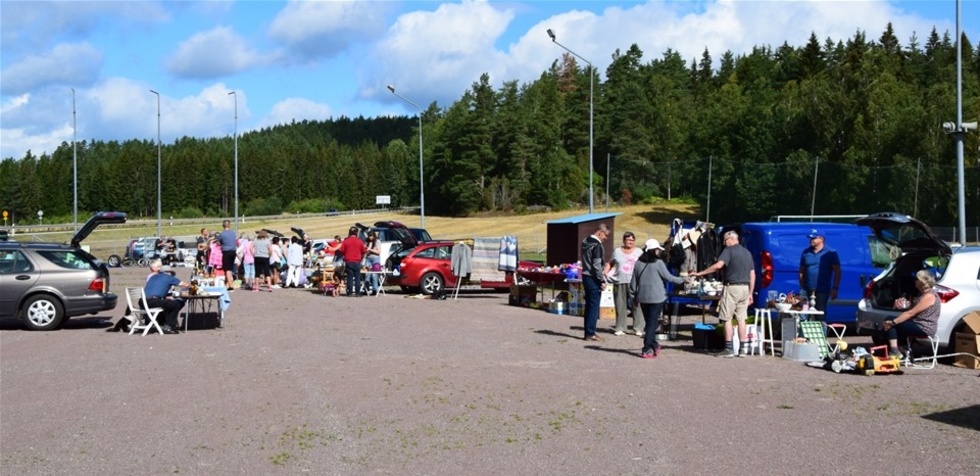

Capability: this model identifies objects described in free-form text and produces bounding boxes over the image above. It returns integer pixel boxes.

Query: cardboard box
[952,332,980,369]
[961,311,980,334]
[509,285,537,307]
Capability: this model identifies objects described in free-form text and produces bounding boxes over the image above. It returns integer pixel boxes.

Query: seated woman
[883,270,940,357]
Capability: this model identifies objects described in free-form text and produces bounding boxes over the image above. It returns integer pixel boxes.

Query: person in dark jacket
[630,239,686,358]
[581,223,609,341]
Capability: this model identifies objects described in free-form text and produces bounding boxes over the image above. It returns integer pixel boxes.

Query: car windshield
[37,250,97,270]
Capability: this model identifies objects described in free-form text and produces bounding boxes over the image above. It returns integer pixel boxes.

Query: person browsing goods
[581,223,609,341]
[217,220,238,291]
[143,259,189,334]
[338,227,368,297]
[691,230,755,358]
[607,231,644,336]
[798,229,840,314]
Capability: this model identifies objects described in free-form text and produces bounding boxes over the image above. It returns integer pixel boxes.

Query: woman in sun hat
[630,239,687,359]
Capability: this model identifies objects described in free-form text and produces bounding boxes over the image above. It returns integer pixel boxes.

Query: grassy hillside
[11,203,702,262]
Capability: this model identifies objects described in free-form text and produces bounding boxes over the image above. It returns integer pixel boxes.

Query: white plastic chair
[126,287,164,336]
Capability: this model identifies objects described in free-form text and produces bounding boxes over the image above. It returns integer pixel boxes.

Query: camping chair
[798,321,832,359]
[904,334,940,369]
[125,287,164,336]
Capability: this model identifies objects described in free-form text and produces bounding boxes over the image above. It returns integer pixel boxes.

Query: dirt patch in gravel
[2,266,978,475]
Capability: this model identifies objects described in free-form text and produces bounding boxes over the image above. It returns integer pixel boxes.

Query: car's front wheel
[420,272,444,295]
[21,294,65,331]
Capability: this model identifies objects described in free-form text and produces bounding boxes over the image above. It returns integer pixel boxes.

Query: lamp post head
[386,84,396,93]
[547,29,556,41]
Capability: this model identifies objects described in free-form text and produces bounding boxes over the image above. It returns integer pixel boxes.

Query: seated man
[143,259,189,334]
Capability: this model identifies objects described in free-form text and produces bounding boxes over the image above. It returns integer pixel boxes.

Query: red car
[387,241,533,294]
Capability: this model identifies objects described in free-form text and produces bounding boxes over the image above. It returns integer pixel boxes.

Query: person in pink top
[338,227,367,297]
[238,233,256,291]
[208,236,223,278]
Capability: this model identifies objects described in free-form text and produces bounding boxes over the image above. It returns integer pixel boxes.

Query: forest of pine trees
[2,24,978,225]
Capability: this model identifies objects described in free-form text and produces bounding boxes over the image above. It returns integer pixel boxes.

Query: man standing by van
[692,230,755,357]
[798,229,840,314]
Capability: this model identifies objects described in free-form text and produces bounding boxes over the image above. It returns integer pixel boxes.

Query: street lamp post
[149,89,162,237]
[548,28,594,214]
[71,88,77,232]
[386,84,425,228]
[229,91,239,233]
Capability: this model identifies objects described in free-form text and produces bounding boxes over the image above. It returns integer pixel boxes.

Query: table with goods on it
[667,277,723,343]
[511,264,584,315]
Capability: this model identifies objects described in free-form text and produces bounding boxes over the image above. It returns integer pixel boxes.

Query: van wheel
[21,294,65,331]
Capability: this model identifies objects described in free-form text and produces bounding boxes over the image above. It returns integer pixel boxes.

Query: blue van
[724,222,890,324]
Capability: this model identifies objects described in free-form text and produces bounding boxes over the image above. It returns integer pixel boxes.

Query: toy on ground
[854,345,902,376]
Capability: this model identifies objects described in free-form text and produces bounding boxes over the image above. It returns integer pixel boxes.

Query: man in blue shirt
[217,220,238,291]
[798,229,841,315]
[144,260,189,334]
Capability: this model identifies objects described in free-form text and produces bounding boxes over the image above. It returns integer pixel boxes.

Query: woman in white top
[606,231,645,336]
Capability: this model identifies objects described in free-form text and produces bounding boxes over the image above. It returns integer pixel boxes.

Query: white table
[362,271,388,297]
[756,308,824,357]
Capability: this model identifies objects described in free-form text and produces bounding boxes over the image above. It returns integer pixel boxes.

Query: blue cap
[807,229,823,239]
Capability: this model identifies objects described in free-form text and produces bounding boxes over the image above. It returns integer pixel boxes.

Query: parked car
[0,211,126,330]
[855,212,979,348]
[723,221,889,324]
[409,228,432,242]
[386,240,534,295]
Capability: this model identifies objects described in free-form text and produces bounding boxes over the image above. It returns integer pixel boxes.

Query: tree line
[2,23,978,226]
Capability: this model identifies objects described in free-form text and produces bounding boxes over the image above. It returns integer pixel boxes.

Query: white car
[856,212,980,348]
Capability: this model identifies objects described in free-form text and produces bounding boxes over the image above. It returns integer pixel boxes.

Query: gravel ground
[2,267,978,475]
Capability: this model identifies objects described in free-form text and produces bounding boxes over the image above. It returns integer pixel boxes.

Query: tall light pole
[229,91,239,233]
[386,84,425,228]
[149,89,162,237]
[548,28,594,213]
[71,88,78,232]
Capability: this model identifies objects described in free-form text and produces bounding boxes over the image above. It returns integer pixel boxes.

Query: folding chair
[126,287,164,336]
[826,323,847,354]
[904,334,939,369]
[799,321,831,359]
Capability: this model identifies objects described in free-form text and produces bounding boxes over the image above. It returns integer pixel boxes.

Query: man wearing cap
[691,230,755,357]
[799,229,841,314]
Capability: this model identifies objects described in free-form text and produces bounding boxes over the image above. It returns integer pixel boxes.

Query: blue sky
[1,0,977,160]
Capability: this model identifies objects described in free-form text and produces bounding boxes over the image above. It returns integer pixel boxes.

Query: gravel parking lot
[2,267,978,475]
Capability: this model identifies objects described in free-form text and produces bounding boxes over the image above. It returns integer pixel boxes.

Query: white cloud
[259,98,332,128]
[268,0,391,62]
[369,0,514,104]
[166,26,264,78]
[0,1,170,56]
[0,79,247,159]
[0,42,103,95]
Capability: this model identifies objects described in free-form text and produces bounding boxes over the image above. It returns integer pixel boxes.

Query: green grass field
[5,203,702,263]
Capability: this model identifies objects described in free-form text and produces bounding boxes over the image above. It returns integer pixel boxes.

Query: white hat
[644,239,664,251]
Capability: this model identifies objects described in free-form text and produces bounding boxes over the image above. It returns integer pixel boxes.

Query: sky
[1,0,978,161]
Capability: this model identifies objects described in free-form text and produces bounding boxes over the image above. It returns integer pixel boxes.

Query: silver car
[0,212,126,330]
[856,212,980,347]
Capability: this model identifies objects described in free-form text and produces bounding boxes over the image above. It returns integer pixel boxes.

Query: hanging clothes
[498,236,518,272]
[451,242,472,277]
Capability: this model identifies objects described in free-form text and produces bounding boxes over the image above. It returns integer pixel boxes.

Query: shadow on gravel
[922,404,980,432]
[534,329,582,340]
[0,316,114,331]
[584,345,640,358]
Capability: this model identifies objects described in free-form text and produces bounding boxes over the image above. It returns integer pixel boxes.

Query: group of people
[580,223,941,360]
[188,222,384,297]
